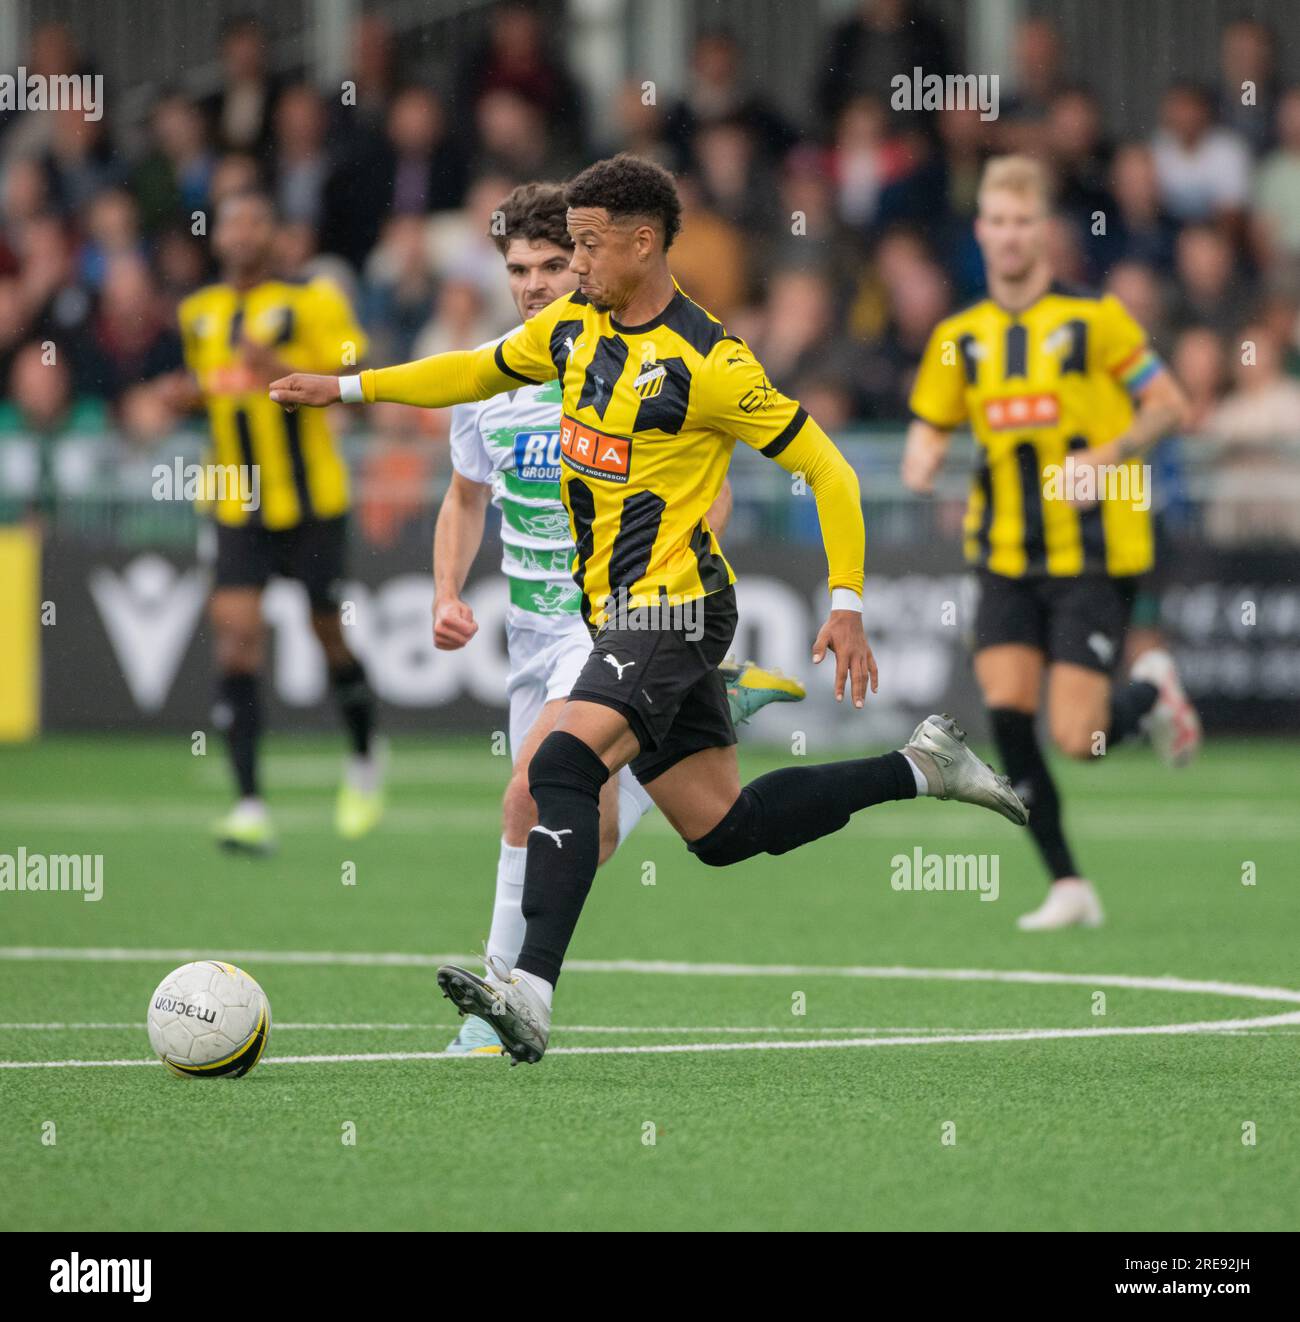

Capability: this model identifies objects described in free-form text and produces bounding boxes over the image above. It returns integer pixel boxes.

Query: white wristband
[830,587,863,613]
[338,374,364,404]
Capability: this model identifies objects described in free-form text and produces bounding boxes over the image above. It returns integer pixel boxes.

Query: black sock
[1108,680,1158,747]
[988,708,1076,881]
[330,658,375,757]
[688,751,916,867]
[515,730,610,986]
[215,672,260,800]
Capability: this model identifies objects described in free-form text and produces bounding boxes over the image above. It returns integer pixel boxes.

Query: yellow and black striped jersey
[358,280,863,627]
[180,277,366,529]
[909,283,1164,579]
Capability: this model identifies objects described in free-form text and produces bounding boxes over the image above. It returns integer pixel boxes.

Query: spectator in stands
[998,17,1065,150]
[0,21,93,167]
[474,88,570,180]
[1171,326,1229,430]
[665,174,748,321]
[361,215,442,364]
[14,214,94,357]
[209,152,263,207]
[746,267,865,406]
[1045,88,1113,233]
[827,96,908,230]
[424,171,520,331]
[0,158,53,273]
[0,340,107,519]
[337,14,402,147]
[1203,322,1300,543]
[133,93,214,234]
[1168,223,1254,340]
[1151,83,1251,225]
[82,255,182,403]
[78,187,146,290]
[859,255,951,416]
[1105,261,1171,355]
[203,15,281,155]
[692,115,778,236]
[322,85,468,269]
[43,108,120,213]
[1216,18,1278,157]
[605,78,674,167]
[271,84,331,228]
[1099,142,1178,277]
[1251,87,1300,268]
[456,1,584,154]
[816,0,950,126]
[410,271,496,360]
[663,30,797,172]
[762,146,867,303]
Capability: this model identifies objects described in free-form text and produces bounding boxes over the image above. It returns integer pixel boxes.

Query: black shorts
[569,586,739,785]
[971,569,1137,674]
[212,515,348,612]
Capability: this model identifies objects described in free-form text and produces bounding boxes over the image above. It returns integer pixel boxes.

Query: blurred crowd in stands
[2,0,1299,541]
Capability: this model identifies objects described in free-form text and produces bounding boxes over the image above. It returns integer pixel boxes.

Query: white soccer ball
[146,961,271,1078]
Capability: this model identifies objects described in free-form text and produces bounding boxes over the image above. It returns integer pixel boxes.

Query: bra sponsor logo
[559,417,631,483]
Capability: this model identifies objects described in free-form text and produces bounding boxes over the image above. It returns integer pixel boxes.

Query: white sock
[900,750,932,797]
[513,966,554,1010]
[236,797,267,819]
[484,840,528,969]
[615,775,655,850]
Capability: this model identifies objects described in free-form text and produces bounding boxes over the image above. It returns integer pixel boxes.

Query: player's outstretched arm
[269,314,561,413]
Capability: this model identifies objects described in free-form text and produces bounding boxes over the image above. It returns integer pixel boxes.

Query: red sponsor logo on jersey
[559,416,632,483]
[983,393,1059,430]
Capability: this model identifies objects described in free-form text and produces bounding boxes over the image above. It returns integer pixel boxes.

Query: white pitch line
[0,1021,1037,1035]
[5,948,1299,1009]
[5,1010,1300,1070]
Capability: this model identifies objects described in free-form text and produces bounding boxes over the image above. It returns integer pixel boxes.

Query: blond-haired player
[904,155,1200,931]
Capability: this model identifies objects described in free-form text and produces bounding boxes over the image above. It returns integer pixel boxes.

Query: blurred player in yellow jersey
[163,191,384,851]
[903,156,1201,931]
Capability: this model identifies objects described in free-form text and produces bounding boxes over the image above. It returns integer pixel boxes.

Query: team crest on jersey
[983,393,1060,430]
[512,431,562,481]
[559,416,631,483]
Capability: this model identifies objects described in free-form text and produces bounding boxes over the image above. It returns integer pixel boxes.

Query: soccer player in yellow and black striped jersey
[271,154,1028,1064]
[173,190,383,851]
[904,155,1198,932]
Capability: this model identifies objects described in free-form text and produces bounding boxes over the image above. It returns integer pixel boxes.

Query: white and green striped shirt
[448,333,579,629]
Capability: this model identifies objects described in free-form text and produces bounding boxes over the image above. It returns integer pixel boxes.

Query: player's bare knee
[501,771,537,845]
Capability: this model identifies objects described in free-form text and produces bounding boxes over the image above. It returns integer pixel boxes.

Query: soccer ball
[147,961,271,1078]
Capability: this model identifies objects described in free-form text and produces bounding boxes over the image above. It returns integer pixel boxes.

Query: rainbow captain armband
[1113,347,1164,397]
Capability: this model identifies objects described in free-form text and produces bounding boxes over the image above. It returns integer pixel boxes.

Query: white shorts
[505,618,655,813]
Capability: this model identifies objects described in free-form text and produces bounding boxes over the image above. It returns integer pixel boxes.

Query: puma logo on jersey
[530,825,573,849]
[603,653,635,680]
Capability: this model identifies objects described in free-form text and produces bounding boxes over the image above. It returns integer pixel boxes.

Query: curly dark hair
[489,181,573,256]
[564,154,682,251]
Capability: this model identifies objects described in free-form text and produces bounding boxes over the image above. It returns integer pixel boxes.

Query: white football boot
[1129,648,1202,767]
[902,713,1030,825]
[1017,877,1105,931]
[437,957,551,1065]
